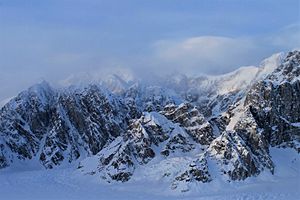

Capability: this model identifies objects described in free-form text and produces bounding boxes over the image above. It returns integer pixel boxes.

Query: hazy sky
[0,0,300,101]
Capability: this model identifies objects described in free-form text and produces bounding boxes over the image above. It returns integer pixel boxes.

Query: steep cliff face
[0,82,185,169]
[208,129,274,181]
[244,51,300,151]
[79,109,208,184]
[0,83,130,169]
[0,51,299,192]
[161,103,214,145]
[0,82,55,167]
[208,50,300,181]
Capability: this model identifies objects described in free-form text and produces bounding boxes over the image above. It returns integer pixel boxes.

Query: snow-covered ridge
[0,51,299,194]
[185,52,283,95]
[0,52,284,106]
[58,68,137,94]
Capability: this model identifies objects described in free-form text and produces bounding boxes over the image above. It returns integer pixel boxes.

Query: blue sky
[0,0,300,101]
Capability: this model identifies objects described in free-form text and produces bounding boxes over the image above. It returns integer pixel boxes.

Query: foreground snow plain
[0,147,299,200]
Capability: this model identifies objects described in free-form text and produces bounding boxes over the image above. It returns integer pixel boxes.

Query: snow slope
[165,52,283,97]
[0,147,299,200]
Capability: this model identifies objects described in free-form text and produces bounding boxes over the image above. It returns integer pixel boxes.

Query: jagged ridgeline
[0,50,299,191]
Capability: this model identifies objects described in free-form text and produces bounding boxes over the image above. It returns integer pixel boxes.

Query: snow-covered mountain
[0,51,299,192]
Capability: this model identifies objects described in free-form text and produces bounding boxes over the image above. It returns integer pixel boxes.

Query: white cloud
[151,24,300,75]
[153,36,260,74]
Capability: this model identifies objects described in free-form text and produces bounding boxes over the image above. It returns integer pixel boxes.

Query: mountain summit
[0,51,299,192]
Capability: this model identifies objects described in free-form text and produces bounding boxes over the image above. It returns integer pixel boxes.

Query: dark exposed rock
[244,50,300,151]
[80,111,201,182]
[0,143,8,168]
[161,103,214,145]
[96,138,135,182]
[0,51,299,190]
[208,131,272,181]
[162,134,195,155]
[0,83,130,169]
[171,155,211,192]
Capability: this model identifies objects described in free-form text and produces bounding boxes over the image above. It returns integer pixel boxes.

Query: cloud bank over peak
[152,36,258,75]
[150,24,300,75]
[0,0,299,101]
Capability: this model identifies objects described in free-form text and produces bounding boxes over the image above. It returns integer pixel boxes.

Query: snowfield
[0,147,299,200]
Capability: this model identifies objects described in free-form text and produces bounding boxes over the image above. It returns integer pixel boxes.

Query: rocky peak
[268,50,300,84]
[0,51,299,192]
[161,103,214,145]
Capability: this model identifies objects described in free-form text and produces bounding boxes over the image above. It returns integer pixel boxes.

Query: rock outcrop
[0,51,299,191]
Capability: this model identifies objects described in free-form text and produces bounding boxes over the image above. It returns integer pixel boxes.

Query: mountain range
[0,50,299,192]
